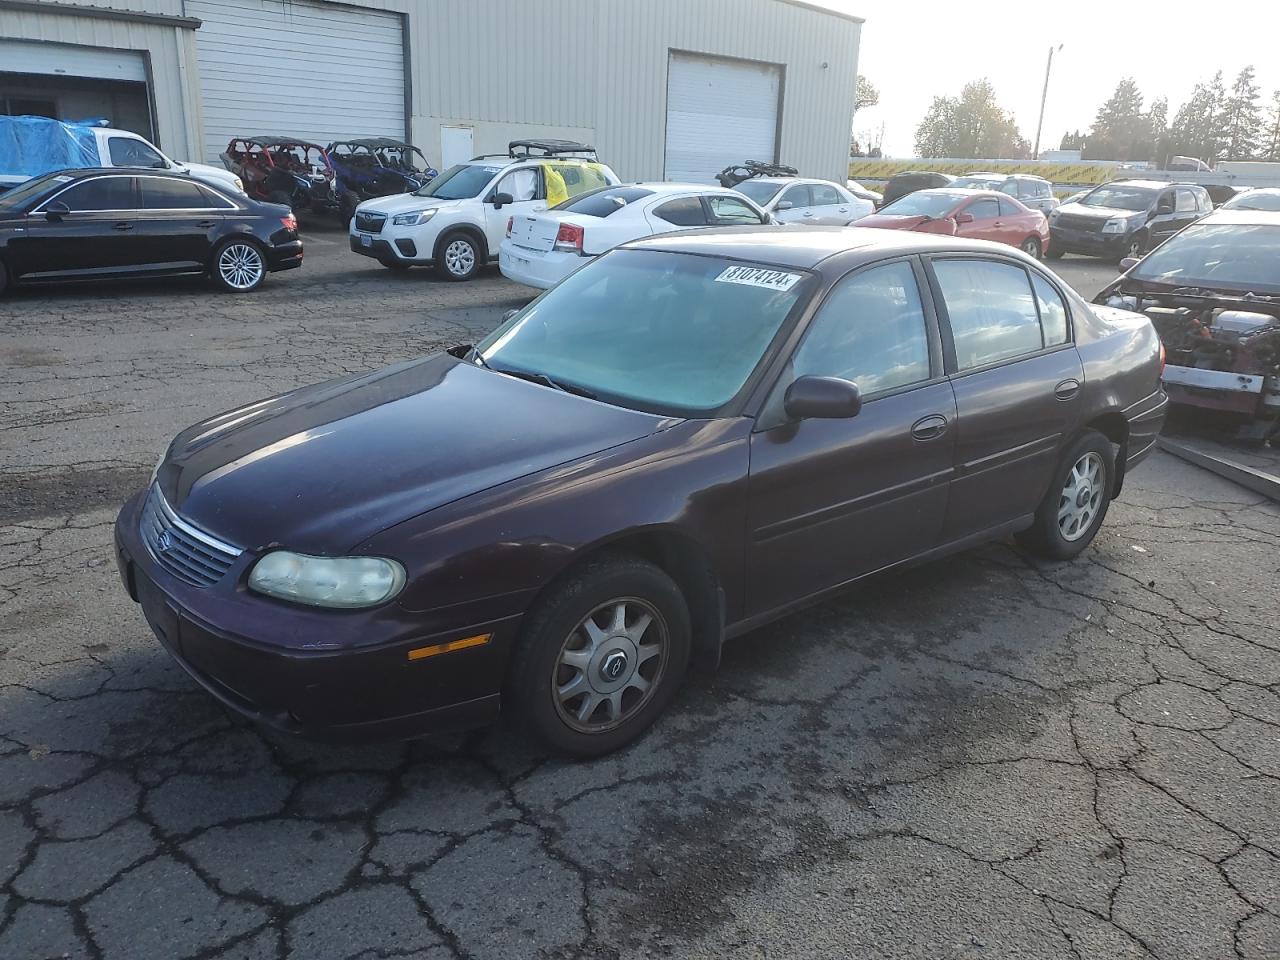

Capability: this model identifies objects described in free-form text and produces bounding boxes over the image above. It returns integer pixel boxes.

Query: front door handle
[1055,378,1081,400]
[911,414,949,441]
[113,222,133,231]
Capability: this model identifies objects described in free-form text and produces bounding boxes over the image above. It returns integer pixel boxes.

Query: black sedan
[116,228,1166,757]
[0,168,302,294]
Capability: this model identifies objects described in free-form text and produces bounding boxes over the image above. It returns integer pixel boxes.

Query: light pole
[1033,44,1063,159]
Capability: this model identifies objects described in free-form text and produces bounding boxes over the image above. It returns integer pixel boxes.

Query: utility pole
[1033,44,1063,159]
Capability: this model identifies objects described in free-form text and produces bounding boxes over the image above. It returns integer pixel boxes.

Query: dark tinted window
[934,259,1043,369]
[107,136,165,168]
[556,186,654,218]
[1032,273,1069,346]
[55,177,135,211]
[140,177,214,209]
[706,195,764,224]
[964,198,1001,220]
[810,183,842,206]
[791,261,931,394]
[653,197,706,227]
[997,197,1021,216]
[198,185,237,209]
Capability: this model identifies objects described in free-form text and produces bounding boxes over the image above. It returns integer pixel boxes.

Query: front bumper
[1161,365,1276,417]
[498,241,585,289]
[349,232,432,265]
[113,489,518,741]
[1048,225,1131,257]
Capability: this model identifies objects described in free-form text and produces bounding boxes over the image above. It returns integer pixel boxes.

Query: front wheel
[0,258,8,295]
[1017,430,1115,561]
[210,238,267,293]
[1117,234,1146,264]
[1020,236,1042,259]
[435,232,481,281]
[507,556,691,757]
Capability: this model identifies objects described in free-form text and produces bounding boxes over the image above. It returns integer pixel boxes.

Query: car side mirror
[44,201,70,221]
[783,376,862,421]
[953,211,974,224]
[491,192,514,209]
[1119,256,1140,272]
[776,200,793,211]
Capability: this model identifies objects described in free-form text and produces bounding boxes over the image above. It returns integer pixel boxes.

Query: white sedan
[733,176,875,225]
[499,183,771,289]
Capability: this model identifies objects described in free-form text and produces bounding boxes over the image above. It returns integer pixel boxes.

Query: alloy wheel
[218,243,264,290]
[552,598,668,734]
[443,238,476,277]
[1021,238,1041,258]
[1058,452,1105,541]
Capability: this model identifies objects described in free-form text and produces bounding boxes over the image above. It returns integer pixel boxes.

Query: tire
[210,238,267,293]
[507,555,692,757]
[1117,233,1146,264]
[379,257,411,271]
[1045,248,1064,260]
[1020,236,1042,259]
[435,231,481,281]
[0,258,8,295]
[1017,430,1116,561]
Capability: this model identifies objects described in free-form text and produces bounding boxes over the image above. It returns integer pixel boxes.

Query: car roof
[623,225,1031,269]
[1102,179,1196,190]
[38,166,188,181]
[1198,209,1280,227]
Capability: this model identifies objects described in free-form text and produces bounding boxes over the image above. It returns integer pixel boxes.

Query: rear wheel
[435,231,481,281]
[210,238,266,293]
[1045,248,1064,260]
[1020,236,1042,259]
[1017,430,1115,561]
[507,556,691,757]
[0,258,8,295]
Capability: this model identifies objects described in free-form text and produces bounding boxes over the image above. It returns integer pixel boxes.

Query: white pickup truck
[0,119,243,196]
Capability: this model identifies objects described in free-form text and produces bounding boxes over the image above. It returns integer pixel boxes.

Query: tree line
[910,69,1280,164]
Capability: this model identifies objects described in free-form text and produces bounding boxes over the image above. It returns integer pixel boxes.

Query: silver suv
[951,173,1060,214]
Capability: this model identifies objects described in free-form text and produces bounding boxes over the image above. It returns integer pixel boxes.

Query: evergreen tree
[1168,72,1229,163]
[1222,66,1262,160]
[1147,97,1169,164]
[1086,78,1148,161]
[1261,90,1280,161]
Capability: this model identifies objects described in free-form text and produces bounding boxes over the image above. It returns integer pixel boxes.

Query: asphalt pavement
[2,231,1278,960]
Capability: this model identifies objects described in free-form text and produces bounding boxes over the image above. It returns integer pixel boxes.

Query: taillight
[554,222,584,254]
[1158,341,1166,377]
[281,214,298,232]
[506,216,513,238]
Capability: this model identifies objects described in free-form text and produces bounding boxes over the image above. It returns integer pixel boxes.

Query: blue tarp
[0,116,104,178]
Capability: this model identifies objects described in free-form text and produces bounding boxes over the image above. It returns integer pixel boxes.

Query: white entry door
[440,127,474,170]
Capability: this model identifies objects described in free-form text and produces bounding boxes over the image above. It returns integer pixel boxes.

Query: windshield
[878,192,962,218]
[735,181,784,205]
[0,173,72,210]
[475,249,813,415]
[1078,186,1155,211]
[414,164,501,199]
[1132,224,1280,293]
[1222,191,1280,212]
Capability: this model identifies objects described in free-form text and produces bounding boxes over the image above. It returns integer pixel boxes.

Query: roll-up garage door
[188,0,406,163]
[664,52,781,184]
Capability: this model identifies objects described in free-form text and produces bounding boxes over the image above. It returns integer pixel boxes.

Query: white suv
[349,140,619,280]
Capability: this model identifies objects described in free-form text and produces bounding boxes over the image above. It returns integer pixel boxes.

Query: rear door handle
[911,414,949,441]
[1055,378,1080,400]
[197,219,217,228]
[113,222,133,231]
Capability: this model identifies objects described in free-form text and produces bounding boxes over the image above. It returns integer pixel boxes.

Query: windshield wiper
[490,365,597,400]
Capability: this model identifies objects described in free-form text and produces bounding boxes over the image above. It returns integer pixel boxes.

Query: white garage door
[664,52,781,184]
[0,39,146,82]
[188,0,406,163]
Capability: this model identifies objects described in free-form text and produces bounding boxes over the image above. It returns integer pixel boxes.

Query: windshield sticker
[714,266,802,291]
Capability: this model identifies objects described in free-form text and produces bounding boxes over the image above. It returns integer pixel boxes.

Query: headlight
[1101,218,1132,234]
[248,551,406,609]
[391,208,437,227]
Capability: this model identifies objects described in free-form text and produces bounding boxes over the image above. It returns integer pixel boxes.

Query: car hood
[1056,202,1143,220]
[358,193,465,215]
[158,354,667,554]
[856,214,934,230]
[180,160,241,184]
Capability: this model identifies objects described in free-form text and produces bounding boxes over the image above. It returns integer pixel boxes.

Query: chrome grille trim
[140,485,242,587]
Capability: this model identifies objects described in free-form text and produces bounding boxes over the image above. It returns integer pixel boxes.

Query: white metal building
[0,0,861,182]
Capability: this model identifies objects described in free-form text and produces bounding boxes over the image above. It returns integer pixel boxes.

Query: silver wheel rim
[552,598,668,734]
[1058,452,1105,542]
[1127,239,1142,257]
[218,243,264,290]
[443,238,476,276]
[1022,239,1039,256]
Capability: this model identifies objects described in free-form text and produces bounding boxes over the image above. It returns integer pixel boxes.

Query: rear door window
[997,197,1021,216]
[140,177,213,210]
[1031,273,1069,346]
[933,259,1045,369]
[810,183,842,206]
[706,195,765,225]
[653,197,707,227]
[53,177,135,212]
[544,162,611,206]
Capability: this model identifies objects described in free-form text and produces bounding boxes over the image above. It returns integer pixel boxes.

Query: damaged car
[1096,209,1280,440]
[327,138,438,222]
[221,137,339,217]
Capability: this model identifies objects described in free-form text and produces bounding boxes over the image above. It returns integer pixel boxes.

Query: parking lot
[3,229,1279,959]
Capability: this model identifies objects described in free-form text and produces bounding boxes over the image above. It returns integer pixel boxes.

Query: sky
[818,0,1280,157]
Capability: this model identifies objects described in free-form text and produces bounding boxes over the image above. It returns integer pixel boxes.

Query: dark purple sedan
[116,227,1168,756]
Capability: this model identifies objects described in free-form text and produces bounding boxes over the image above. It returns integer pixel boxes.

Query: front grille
[1053,213,1106,232]
[355,212,386,234]
[140,486,242,587]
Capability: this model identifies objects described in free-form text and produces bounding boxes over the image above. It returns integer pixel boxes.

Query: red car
[857,189,1050,258]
